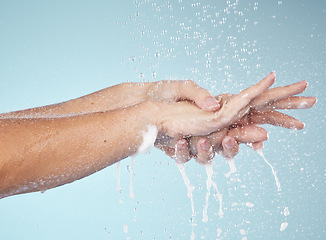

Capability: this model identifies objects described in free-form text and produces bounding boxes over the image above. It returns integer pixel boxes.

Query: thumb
[177,80,220,112]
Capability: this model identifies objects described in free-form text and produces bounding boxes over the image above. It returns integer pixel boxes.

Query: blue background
[0,0,325,239]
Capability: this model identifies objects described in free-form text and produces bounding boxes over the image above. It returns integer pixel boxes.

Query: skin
[154,75,316,164]
[0,72,316,198]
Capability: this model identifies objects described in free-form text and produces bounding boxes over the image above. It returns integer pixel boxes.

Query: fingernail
[310,97,317,107]
[224,137,235,150]
[200,139,211,151]
[204,97,220,111]
[269,72,276,77]
[177,140,187,150]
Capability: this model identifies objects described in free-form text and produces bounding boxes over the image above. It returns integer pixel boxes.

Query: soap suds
[224,158,237,178]
[216,228,222,237]
[246,202,254,208]
[123,225,128,234]
[133,125,158,157]
[298,101,308,109]
[256,149,281,192]
[129,158,135,199]
[116,161,121,191]
[203,162,223,222]
[280,222,288,231]
[283,207,290,216]
[176,163,196,218]
[122,125,157,197]
[191,230,195,240]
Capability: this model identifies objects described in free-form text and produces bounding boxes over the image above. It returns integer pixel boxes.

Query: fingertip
[262,72,276,88]
[198,137,211,151]
[222,136,239,159]
[298,97,317,109]
[260,128,269,141]
[269,71,276,78]
[222,136,236,150]
[298,80,308,91]
[252,141,264,151]
[297,121,305,130]
[309,96,317,107]
[177,139,188,148]
[202,97,221,112]
[196,138,215,165]
[175,139,191,163]
[290,120,305,130]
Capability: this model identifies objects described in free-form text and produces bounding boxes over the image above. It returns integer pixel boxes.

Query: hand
[156,73,316,165]
[155,72,276,139]
[155,124,268,164]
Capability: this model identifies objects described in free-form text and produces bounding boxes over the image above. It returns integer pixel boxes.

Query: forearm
[0,101,159,198]
[0,82,154,119]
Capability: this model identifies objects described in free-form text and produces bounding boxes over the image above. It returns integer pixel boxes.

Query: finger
[250,80,308,109]
[176,80,220,112]
[226,72,276,111]
[228,125,269,143]
[207,128,229,152]
[221,136,239,159]
[251,141,264,151]
[214,72,276,127]
[261,96,317,110]
[157,145,175,159]
[188,129,227,155]
[249,110,305,130]
[195,138,215,165]
[215,94,234,105]
[175,139,191,163]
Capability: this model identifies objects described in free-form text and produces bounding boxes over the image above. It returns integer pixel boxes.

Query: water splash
[203,162,224,222]
[176,163,196,219]
[116,161,121,191]
[129,158,135,199]
[256,149,281,192]
[280,222,288,231]
[224,158,237,178]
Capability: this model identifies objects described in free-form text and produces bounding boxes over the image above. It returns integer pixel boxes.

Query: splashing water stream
[256,149,281,192]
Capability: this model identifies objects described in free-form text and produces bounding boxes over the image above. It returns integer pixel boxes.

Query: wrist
[139,101,164,132]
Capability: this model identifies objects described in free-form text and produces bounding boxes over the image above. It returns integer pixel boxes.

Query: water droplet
[129,55,136,61]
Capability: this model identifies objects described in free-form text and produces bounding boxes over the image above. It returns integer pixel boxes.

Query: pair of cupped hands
[148,72,316,165]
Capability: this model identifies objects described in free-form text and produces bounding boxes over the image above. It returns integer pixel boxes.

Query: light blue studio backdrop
[0,0,325,239]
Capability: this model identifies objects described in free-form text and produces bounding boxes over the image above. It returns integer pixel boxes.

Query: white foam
[240,229,246,235]
[191,230,195,240]
[116,161,121,191]
[216,228,222,237]
[280,222,288,231]
[203,163,223,222]
[224,158,237,178]
[125,125,157,198]
[123,225,128,234]
[256,149,281,192]
[129,158,135,199]
[298,101,308,109]
[176,163,195,218]
[242,93,249,99]
[284,207,290,216]
[133,125,158,156]
[246,202,254,208]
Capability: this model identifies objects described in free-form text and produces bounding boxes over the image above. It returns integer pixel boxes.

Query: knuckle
[184,79,196,86]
